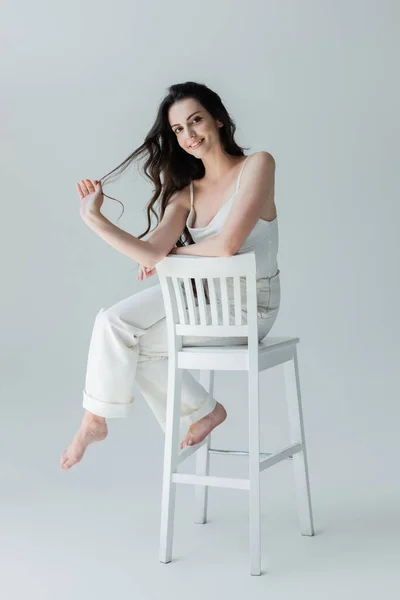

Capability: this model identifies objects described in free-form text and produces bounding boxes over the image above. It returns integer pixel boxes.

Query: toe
[60,450,79,470]
[60,456,69,470]
[62,457,74,470]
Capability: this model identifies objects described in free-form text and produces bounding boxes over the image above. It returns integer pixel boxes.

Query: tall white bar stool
[155,253,314,576]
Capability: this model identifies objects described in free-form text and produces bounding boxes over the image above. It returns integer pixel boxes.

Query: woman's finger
[137,264,156,281]
[76,183,84,199]
[85,179,95,192]
[80,180,89,195]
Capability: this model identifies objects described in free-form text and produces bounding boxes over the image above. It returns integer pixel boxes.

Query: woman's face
[168,97,223,156]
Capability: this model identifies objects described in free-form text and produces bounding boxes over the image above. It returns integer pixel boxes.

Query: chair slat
[172,277,187,324]
[195,278,208,325]
[207,278,219,325]
[233,276,242,325]
[220,277,230,325]
[183,277,197,325]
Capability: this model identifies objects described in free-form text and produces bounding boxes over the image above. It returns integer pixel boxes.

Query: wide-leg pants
[82,272,280,439]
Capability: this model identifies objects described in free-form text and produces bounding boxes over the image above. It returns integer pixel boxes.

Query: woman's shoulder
[243,152,276,187]
[246,152,277,221]
[167,184,192,213]
[247,150,275,166]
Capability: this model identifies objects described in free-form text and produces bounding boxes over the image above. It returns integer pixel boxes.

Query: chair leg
[159,364,183,564]
[194,370,214,524]
[283,348,315,536]
[194,434,211,524]
[248,365,261,576]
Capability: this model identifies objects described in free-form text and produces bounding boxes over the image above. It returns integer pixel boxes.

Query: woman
[60,81,280,471]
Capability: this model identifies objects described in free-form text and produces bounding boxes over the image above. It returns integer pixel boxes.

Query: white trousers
[82,273,280,439]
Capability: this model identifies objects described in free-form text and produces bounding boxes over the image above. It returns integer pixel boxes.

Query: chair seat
[178,336,300,371]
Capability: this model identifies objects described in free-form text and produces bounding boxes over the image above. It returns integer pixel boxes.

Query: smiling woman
[61,81,280,471]
[94,82,253,250]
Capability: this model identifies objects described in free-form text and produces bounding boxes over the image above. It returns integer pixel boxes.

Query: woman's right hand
[76,179,104,221]
[137,264,157,281]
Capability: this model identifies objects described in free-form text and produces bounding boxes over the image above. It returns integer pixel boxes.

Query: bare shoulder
[166,185,191,212]
[248,151,276,169]
[242,151,276,186]
[246,152,277,220]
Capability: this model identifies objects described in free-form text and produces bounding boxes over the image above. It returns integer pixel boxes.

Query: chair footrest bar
[172,473,250,490]
[176,442,301,467]
[259,443,302,472]
[209,448,296,459]
[177,438,207,465]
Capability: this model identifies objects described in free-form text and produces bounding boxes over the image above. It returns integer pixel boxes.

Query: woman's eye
[174,117,202,135]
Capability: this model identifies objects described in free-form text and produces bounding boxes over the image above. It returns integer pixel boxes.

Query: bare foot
[180,402,227,450]
[60,411,108,471]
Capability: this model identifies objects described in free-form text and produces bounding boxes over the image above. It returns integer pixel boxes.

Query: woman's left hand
[76,179,104,220]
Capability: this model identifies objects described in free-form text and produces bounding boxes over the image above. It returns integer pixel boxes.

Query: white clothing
[82,154,281,440]
[82,279,280,441]
[188,155,279,278]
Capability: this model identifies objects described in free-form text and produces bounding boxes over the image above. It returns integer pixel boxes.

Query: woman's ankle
[84,410,106,424]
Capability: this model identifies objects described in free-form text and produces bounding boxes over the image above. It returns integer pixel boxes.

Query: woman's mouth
[189,139,204,149]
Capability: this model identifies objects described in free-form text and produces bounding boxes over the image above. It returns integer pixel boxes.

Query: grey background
[1,0,399,597]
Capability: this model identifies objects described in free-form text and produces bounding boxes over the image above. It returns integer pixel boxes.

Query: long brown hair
[98,81,249,248]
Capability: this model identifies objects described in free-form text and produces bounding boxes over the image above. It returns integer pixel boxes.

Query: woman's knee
[93,306,113,328]
[93,285,165,333]
[93,299,130,329]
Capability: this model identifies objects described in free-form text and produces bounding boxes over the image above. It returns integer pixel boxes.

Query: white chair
[155,252,314,576]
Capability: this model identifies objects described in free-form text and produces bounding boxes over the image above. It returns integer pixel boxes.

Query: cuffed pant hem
[82,390,134,418]
[158,395,218,437]
[183,395,218,427]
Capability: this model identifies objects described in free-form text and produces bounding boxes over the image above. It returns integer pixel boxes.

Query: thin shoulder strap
[235,155,250,192]
[189,181,194,208]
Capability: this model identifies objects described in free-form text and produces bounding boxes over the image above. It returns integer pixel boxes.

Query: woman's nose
[185,130,195,142]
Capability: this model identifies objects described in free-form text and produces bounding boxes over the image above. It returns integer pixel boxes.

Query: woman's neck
[200,149,245,185]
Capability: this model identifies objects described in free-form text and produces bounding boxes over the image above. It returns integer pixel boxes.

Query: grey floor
[2,372,399,600]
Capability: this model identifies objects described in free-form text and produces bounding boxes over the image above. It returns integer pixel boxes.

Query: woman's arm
[84,212,158,267]
[80,180,190,268]
[170,234,231,257]
[84,211,231,265]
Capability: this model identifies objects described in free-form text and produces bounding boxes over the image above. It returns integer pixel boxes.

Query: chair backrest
[155,253,259,343]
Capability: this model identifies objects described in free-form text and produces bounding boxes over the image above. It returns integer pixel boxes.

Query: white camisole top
[186,155,279,279]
